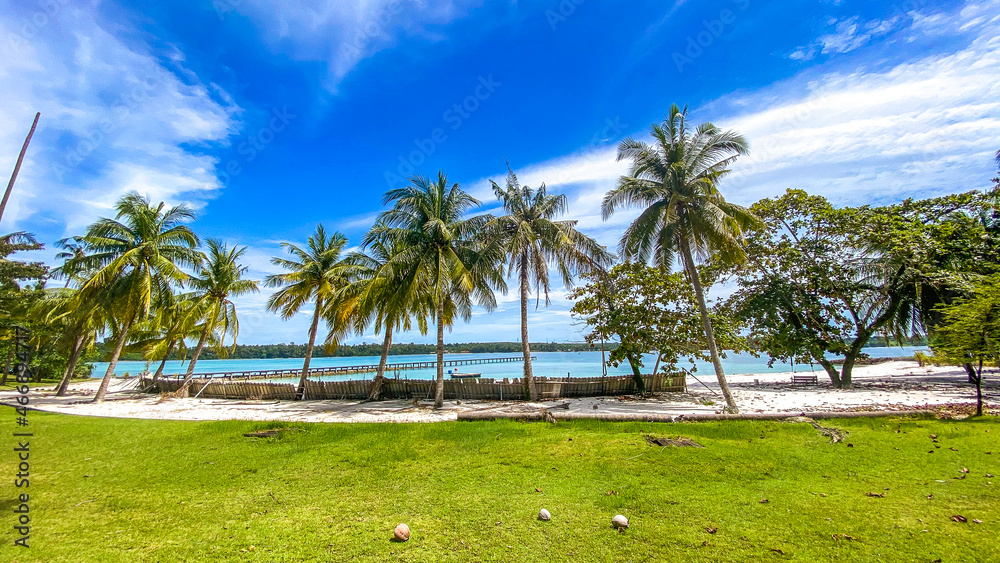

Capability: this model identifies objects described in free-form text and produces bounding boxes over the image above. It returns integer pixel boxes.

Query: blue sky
[2,0,998,345]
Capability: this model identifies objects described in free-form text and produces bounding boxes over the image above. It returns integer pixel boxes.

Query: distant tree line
[96,341,615,361]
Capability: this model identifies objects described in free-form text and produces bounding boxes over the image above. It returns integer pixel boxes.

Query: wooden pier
[158,355,534,381]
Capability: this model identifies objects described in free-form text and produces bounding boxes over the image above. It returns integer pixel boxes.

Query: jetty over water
[158,355,534,381]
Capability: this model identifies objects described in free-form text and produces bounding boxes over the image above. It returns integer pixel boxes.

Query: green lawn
[2,410,997,562]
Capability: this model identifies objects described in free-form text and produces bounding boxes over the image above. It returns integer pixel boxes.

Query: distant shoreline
[95,339,927,363]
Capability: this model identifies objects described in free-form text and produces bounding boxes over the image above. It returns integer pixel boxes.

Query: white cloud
[0,2,239,234]
[789,15,902,61]
[228,0,481,91]
[720,16,1000,205]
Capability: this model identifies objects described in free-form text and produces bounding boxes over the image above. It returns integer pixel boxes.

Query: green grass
[2,411,998,562]
[0,378,60,392]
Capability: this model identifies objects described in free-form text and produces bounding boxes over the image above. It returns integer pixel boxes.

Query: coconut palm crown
[265,224,354,398]
[370,172,505,408]
[178,239,259,391]
[77,192,201,402]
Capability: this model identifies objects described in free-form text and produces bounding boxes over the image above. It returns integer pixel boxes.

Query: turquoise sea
[93,346,927,382]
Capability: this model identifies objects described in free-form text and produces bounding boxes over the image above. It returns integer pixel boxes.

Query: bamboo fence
[142,373,686,401]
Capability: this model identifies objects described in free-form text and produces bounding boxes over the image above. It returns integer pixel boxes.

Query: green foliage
[601,104,756,269]
[932,274,1000,363]
[0,232,90,382]
[930,274,1000,415]
[570,263,741,376]
[719,189,996,387]
[0,232,46,325]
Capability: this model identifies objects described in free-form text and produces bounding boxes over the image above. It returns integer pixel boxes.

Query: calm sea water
[93,346,926,382]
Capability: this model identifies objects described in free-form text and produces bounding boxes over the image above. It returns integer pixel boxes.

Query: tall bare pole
[0,112,41,226]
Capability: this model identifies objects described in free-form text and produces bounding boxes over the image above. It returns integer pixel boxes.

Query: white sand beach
[3,360,995,423]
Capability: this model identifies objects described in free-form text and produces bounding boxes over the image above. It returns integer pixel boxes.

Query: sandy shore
[2,361,995,423]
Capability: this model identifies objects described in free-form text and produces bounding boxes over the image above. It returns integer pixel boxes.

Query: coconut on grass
[612,515,629,529]
[393,523,410,542]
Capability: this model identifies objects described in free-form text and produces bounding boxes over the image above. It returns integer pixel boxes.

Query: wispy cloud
[0,2,239,235]
[721,5,1000,205]
[229,0,481,92]
[789,15,902,61]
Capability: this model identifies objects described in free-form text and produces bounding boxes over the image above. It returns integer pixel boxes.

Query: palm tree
[487,163,612,400]
[374,172,505,408]
[265,225,353,399]
[46,287,108,396]
[344,233,430,400]
[177,239,259,394]
[77,192,200,402]
[54,236,87,288]
[143,295,201,382]
[601,104,756,412]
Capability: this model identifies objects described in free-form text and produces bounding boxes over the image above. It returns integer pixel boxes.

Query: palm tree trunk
[152,339,177,382]
[297,298,323,400]
[56,332,86,396]
[93,321,132,403]
[434,298,445,409]
[679,239,738,412]
[1,341,13,386]
[368,324,393,401]
[0,112,40,226]
[520,259,538,401]
[179,323,211,396]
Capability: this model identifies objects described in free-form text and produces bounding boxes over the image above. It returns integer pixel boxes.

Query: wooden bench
[790,374,819,385]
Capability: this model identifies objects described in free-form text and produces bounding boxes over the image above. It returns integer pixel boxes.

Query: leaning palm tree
[178,239,259,394]
[343,233,431,400]
[38,285,107,396]
[77,192,200,402]
[373,172,505,409]
[265,225,353,399]
[601,104,756,412]
[487,163,612,400]
[146,295,202,382]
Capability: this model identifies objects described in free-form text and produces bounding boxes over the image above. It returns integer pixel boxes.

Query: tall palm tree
[487,163,612,400]
[265,225,353,399]
[601,104,756,412]
[374,172,505,408]
[178,239,259,394]
[77,192,200,403]
[344,233,430,400]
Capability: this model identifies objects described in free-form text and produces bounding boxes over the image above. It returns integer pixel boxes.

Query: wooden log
[458,409,936,422]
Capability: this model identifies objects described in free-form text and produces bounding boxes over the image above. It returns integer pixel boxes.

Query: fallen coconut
[611,515,629,529]
[538,508,551,521]
[393,523,410,542]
